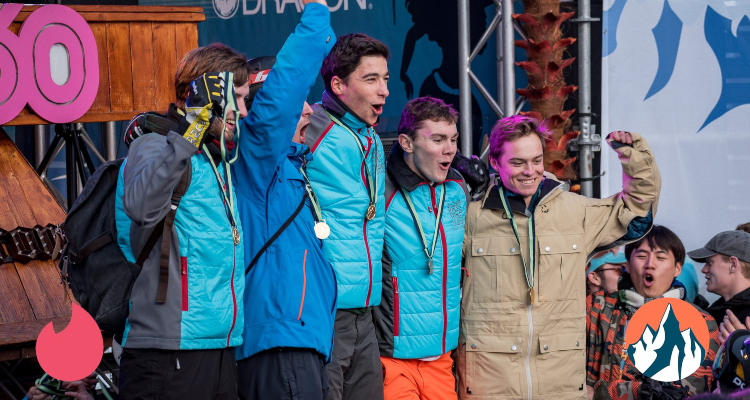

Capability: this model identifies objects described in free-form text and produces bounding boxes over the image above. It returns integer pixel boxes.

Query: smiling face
[401,119,458,183]
[331,55,389,126]
[702,254,735,299]
[490,134,545,207]
[628,241,683,299]
[212,82,250,142]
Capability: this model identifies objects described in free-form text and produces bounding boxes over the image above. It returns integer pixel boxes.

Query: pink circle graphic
[34,25,85,104]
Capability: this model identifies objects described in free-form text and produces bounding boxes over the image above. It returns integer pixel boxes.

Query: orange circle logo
[625,298,709,381]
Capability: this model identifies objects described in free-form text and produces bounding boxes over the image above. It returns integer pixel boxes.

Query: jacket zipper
[297,250,308,321]
[392,276,399,336]
[226,244,237,347]
[362,132,374,307]
[430,185,449,354]
[181,257,188,311]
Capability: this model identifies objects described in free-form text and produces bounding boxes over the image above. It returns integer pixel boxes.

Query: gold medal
[232,227,240,246]
[314,221,330,240]
[529,287,535,305]
[366,204,376,220]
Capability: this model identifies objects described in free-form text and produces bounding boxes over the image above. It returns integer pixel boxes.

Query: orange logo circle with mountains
[625,298,710,382]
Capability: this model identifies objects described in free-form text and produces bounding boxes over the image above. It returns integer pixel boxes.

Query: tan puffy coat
[457,133,660,400]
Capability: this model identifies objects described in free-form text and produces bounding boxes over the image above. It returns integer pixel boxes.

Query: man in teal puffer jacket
[373,97,468,400]
[304,33,390,400]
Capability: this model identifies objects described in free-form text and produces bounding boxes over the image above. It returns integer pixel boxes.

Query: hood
[321,90,376,129]
[708,287,750,314]
[386,141,462,192]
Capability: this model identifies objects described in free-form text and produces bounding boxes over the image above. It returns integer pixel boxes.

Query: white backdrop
[601,0,750,303]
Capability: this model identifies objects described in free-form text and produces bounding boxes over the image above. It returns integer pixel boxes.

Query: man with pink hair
[457,115,661,400]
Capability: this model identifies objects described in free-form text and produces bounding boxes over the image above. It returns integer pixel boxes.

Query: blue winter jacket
[373,143,468,359]
[305,91,386,309]
[116,128,244,350]
[232,3,337,362]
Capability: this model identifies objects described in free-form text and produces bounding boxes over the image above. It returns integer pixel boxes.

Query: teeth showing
[519,179,534,184]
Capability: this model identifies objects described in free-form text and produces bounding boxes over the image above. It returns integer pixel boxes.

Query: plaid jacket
[586,290,719,399]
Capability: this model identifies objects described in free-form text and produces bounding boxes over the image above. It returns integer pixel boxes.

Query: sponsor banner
[602,0,750,302]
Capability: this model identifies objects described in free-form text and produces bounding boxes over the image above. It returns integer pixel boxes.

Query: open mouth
[372,104,384,115]
[439,161,451,170]
[644,273,654,287]
[300,122,310,140]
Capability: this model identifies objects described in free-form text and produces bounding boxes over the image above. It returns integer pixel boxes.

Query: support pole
[496,1,503,111]
[103,121,117,160]
[33,125,47,169]
[501,0,515,119]
[458,0,472,156]
[577,0,594,197]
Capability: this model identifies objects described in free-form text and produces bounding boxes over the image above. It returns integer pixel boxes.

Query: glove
[639,376,690,400]
[178,72,230,148]
[452,149,490,201]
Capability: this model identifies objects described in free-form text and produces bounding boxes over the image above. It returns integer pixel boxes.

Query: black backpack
[59,113,190,335]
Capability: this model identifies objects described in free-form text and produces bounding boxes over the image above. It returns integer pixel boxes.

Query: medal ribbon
[498,186,535,301]
[218,72,241,166]
[400,185,445,274]
[299,167,324,223]
[325,111,376,212]
[203,143,238,244]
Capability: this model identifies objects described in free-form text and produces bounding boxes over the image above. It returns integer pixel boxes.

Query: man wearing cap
[231,1,338,399]
[585,248,627,295]
[688,230,750,343]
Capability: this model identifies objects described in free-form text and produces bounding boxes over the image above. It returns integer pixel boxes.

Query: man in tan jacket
[457,115,660,400]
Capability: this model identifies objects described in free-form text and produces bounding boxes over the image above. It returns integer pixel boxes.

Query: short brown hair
[398,96,459,138]
[737,222,750,235]
[174,43,250,109]
[320,33,390,92]
[625,225,686,266]
[489,115,551,161]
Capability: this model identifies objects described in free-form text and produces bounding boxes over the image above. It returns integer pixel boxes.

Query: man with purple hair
[457,115,661,400]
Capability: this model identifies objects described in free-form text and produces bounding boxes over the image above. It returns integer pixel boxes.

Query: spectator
[458,116,660,399]
[737,223,750,235]
[587,225,719,399]
[304,33,390,400]
[688,230,750,343]
[116,44,250,400]
[373,97,467,400]
[586,248,627,295]
[230,2,338,399]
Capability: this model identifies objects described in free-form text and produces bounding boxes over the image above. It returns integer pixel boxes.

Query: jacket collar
[708,286,750,312]
[386,141,461,192]
[287,142,312,169]
[321,90,373,130]
[481,178,561,214]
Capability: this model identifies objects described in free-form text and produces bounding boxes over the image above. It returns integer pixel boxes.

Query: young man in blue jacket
[373,97,468,400]
[117,45,250,399]
[304,33,390,400]
[231,1,337,399]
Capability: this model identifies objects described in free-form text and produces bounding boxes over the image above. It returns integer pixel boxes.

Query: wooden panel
[129,22,155,111]
[90,23,111,113]
[14,6,206,23]
[106,22,134,112]
[0,317,72,347]
[0,130,70,322]
[0,264,35,325]
[175,23,199,65]
[4,111,141,126]
[152,22,177,113]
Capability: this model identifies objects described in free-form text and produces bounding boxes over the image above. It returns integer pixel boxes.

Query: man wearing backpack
[231,2,337,399]
[115,45,251,400]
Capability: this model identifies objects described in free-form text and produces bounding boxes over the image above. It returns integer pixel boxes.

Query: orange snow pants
[381,351,456,400]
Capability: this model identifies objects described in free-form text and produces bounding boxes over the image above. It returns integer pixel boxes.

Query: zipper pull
[176,358,181,370]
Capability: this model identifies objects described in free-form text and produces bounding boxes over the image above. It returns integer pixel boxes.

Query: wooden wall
[5,6,204,126]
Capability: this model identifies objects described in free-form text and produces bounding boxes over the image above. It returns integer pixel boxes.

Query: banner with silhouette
[601,0,750,303]
[138,0,528,152]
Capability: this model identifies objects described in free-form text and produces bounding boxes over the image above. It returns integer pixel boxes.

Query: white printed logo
[238,0,368,17]
[214,0,240,19]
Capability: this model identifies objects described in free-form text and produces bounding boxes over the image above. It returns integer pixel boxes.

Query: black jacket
[707,287,750,324]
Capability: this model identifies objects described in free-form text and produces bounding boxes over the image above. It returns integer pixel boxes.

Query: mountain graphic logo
[625,298,710,381]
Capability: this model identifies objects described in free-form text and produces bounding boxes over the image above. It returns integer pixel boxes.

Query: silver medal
[314,221,330,240]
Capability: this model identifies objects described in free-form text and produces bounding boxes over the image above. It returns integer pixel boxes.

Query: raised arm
[234,1,335,193]
[583,131,662,255]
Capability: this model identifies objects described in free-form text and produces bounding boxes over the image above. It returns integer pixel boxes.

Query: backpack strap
[245,192,307,276]
[155,165,192,304]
